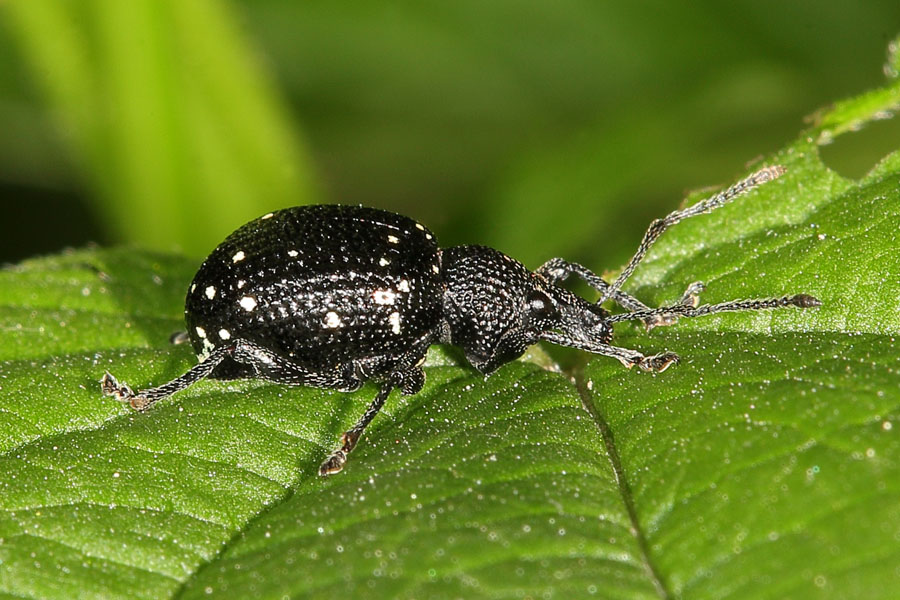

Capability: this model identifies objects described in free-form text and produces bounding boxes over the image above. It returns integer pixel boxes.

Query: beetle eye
[526,290,558,323]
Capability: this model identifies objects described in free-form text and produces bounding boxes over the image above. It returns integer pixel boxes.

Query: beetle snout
[562,303,613,345]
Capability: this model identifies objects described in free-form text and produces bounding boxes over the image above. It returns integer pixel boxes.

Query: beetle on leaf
[102,166,820,475]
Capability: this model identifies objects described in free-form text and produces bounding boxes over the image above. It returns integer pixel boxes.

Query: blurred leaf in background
[2,1,900,264]
[1,0,317,257]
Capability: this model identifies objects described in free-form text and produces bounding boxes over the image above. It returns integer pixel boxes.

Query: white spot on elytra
[191,284,196,293]
[373,289,396,305]
[218,328,231,340]
[261,212,274,219]
[425,233,433,240]
[398,279,410,292]
[389,311,401,334]
[432,264,440,274]
[325,311,342,328]
[199,337,215,360]
[205,285,216,299]
[195,326,207,338]
[237,279,246,289]
[239,296,257,311]
[288,250,298,257]
[415,223,425,231]
[387,235,400,244]
[379,257,390,267]
[232,250,246,263]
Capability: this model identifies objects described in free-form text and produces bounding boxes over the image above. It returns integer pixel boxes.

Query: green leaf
[2,41,900,600]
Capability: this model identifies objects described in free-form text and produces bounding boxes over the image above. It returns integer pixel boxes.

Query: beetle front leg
[597,166,786,305]
[536,258,651,312]
[639,281,707,330]
[536,258,709,329]
[540,331,679,372]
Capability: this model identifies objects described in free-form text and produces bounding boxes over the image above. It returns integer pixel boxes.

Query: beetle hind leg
[102,339,363,412]
[101,343,234,411]
[230,339,363,391]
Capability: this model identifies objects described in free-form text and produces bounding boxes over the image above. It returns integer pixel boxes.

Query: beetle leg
[637,281,707,330]
[319,355,428,477]
[606,294,821,327]
[101,343,235,411]
[536,258,650,312]
[101,339,364,412]
[169,330,190,345]
[537,260,715,329]
[319,379,396,476]
[540,331,679,372]
[230,339,363,391]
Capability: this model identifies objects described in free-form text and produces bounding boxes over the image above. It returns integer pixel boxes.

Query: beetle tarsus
[100,372,157,411]
[319,430,362,476]
[100,372,155,412]
[319,450,348,476]
[637,352,680,372]
[644,281,706,330]
[100,371,133,400]
[679,281,706,308]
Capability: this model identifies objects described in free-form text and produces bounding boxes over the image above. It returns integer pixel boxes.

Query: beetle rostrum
[101,166,820,476]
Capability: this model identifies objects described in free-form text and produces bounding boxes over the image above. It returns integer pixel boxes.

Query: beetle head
[441,246,612,374]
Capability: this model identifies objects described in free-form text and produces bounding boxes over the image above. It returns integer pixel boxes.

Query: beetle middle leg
[319,364,426,476]
[318,380,396,476]
[319,337,431,476]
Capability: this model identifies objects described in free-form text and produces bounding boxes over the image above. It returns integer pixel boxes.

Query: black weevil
[101,166,820,475]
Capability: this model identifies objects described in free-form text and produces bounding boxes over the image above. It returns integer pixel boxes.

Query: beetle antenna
[597,166,786,306]
[606,293,821,324]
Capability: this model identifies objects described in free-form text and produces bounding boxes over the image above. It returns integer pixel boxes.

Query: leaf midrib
[575,373,672,599]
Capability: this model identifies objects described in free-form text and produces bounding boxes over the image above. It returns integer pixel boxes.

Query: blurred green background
[1,0,899,270]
